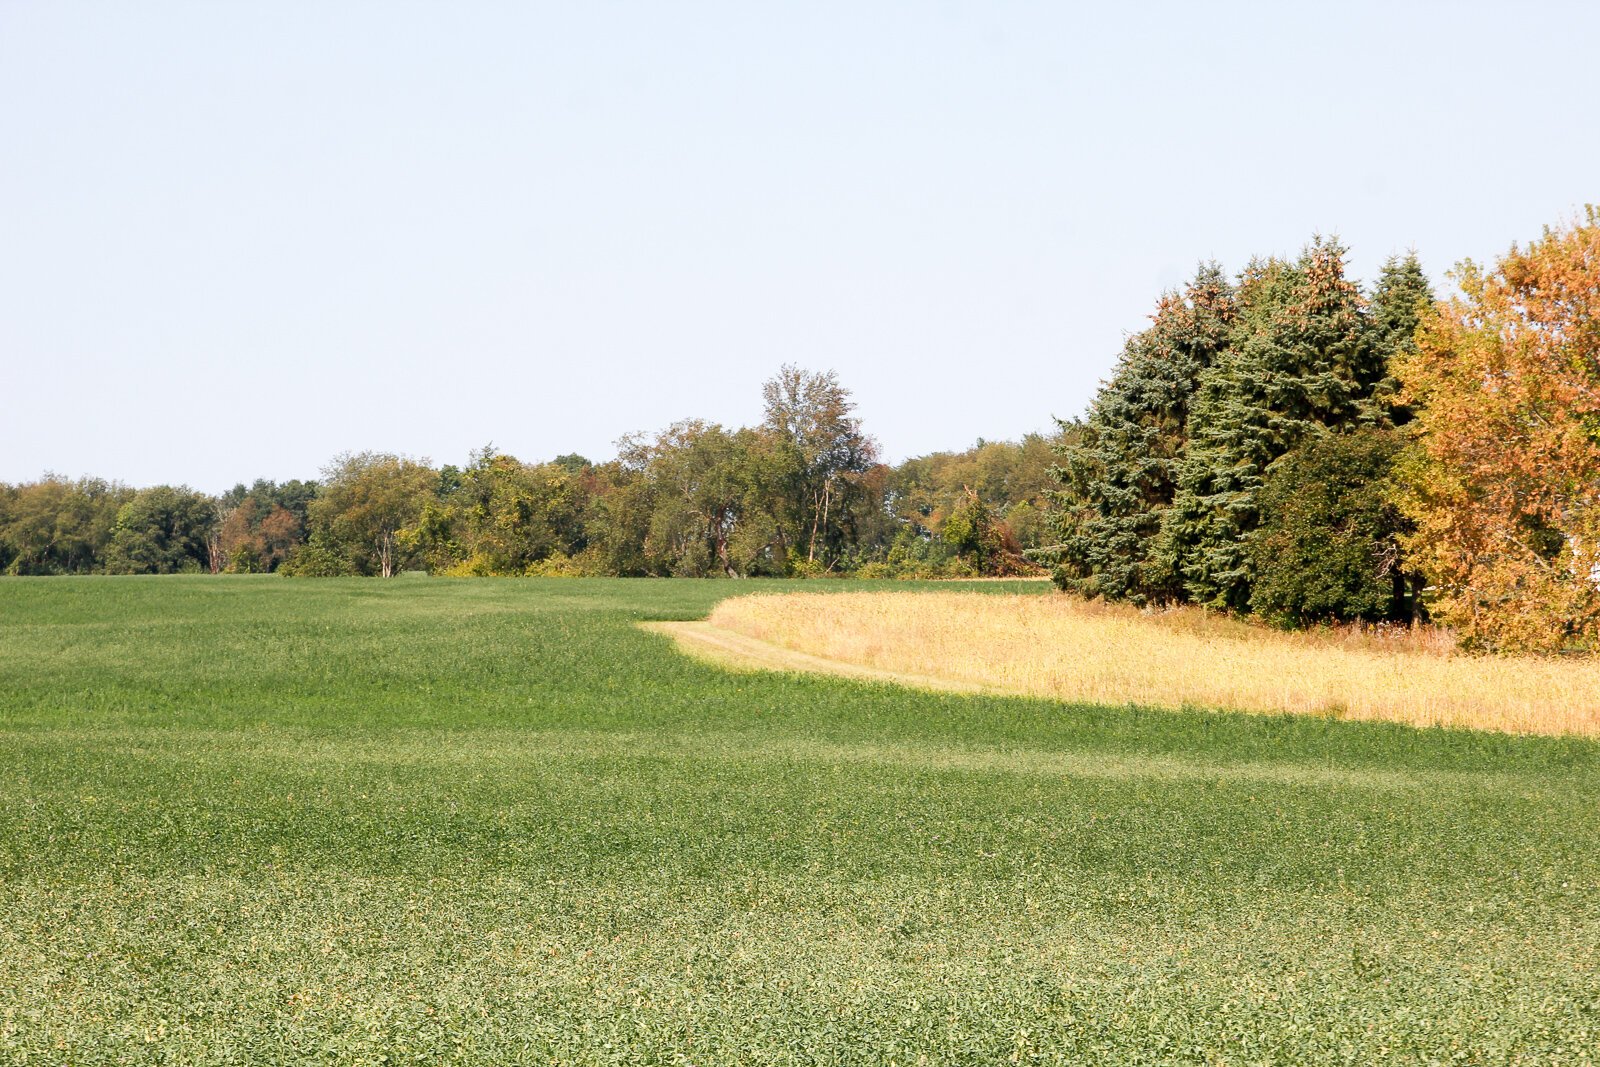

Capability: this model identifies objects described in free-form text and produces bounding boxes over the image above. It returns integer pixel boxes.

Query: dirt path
[639,620,998,696]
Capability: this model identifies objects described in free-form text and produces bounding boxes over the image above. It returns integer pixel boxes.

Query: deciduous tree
[1398,211,1600,651]
[0,477,130,574]
[761,365,878,567]
[105,486,215,574]
[305,453,437,577]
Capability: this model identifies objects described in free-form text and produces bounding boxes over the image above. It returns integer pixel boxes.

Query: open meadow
[3,577,1600,1064]
[686,592,1600,736]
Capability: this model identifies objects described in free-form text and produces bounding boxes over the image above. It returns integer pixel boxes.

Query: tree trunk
[716,522,737,578]
[807,488,820,563]
[1409,573,1428,625]
[808,480,833,564]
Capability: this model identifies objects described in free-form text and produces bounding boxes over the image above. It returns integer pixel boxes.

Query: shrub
[279,542,358,577]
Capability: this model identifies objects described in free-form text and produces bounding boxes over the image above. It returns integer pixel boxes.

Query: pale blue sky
[3,1,1596,491]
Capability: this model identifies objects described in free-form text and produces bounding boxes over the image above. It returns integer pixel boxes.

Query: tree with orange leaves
[1398,209,1600,652]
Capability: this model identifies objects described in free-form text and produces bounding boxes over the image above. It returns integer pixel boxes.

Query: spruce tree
[1367,252,1434,423]
[1047,264,1233,603]
[1160,239,1380,611]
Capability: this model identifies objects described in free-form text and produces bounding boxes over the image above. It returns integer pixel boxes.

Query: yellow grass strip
[683,592,1600,737]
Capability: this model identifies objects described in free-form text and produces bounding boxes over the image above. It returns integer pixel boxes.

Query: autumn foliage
[1397,211,1600,652]
[5,214,1599,654]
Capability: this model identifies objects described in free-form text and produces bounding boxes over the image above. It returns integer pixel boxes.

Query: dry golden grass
[697,591,1600,737]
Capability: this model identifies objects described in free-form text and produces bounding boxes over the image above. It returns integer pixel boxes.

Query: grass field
[695,591,1600,736]
[2,577,1599,1064]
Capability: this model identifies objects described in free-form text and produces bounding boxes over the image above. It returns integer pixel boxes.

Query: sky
[3,1,1597,492]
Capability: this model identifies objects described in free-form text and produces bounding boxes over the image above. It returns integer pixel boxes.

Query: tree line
[5,210,1596,652]
[1046,209,1600,653]
[0,366,1055,583]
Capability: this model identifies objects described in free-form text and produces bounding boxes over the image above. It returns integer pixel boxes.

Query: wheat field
[703,591,1600,736]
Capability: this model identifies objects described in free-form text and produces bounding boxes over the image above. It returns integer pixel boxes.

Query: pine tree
[1047,264,1233,603]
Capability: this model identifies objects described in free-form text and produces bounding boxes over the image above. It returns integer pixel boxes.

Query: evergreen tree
[1250,429,1416,627]
[1367,252,1434,423]
[1161,239,1381,611]
[1047,264,1233,603]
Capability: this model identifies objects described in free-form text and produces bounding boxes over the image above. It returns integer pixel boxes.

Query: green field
[3,577,1598,1064]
